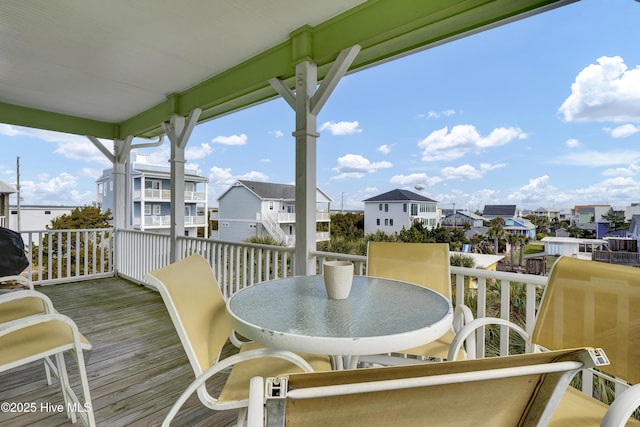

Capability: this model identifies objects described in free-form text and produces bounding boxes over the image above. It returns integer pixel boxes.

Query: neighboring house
[217,180,331,246]
[531,207,560,221]
[482,204,518,220]
[628,215,640,252]
[441,211,483,228]
[540,236,606,260]
[558,209,575,223]
[96,153,208,237]
[503,217,536,239]
[363,189,438,235]
[624,203,640,221]
[573,205,611,238]
[8,205,78,245]
[0,180,16,228]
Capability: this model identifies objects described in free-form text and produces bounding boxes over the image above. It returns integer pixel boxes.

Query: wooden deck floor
[0,277,240,427]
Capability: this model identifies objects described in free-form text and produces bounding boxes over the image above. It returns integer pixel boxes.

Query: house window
[379,204,383,211]
[390,219,394,226]
[97,183,103,195]
[185,182,195,192]
[384,219,389,226]
[376,219,380,226]
[44,210,51,215]
[153,204,161,215]
[403,204,407,213]
[145,179,161,190]
[384,204,388,212]
[184,206,190,216]
[269,201,274,210]
[411,204,418,216]
[109,181,113,192]
[144,205,151,215]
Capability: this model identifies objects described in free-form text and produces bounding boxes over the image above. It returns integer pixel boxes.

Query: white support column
[162,109,201,262]
[87,135,132,231]
[270,45,360,276]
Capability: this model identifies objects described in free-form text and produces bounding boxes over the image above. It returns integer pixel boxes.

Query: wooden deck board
[0,277,240,427]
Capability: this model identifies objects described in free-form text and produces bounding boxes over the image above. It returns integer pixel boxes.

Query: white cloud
[441,165,483,180]
[506,175,571,207]
[378,144,392,154]
[442,109,456,117]
[602,167,636,177]
[320,121,362,136]
[185,143,212,160]
[559,56,640,123]
[19,172,94,205]
[558,149,640,166]
[259,158,272,163]
[566,138,581,148]
[208,166,268,201]
[270,130,284,138]
[605,124,640,138]
[479,163,506,171]
[331,154,391,179]
[212,133,248,145]
[389,173,442,187]
[418,125,527,161]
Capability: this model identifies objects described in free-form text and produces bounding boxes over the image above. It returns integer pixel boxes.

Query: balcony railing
[133,189,206,202]
[132,215,206,227]
[15,228,628,407]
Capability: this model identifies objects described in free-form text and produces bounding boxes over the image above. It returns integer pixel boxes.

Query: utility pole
[452,202,456,229]
[16,156,21,231]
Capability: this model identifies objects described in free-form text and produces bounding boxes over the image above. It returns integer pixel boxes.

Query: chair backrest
[366,242,451,298]
[263,348,598,427]
[532,256,640,384]
[144,254,232,377]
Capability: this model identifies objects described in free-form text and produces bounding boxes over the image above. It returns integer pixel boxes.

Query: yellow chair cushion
[218,342,331,404]
[0,297,46,323]
[549,387,640,427]
[0,320,75,366]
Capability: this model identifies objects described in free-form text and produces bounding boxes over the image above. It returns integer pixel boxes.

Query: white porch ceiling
[0,0,578,140]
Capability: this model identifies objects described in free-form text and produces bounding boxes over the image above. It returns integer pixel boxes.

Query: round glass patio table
[227,275,453,369]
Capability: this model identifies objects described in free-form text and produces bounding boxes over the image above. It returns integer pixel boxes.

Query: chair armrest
[0,275,34,290]
[0,289,56,314]
[162,347,316,427]
[448,316,530,361]
[248,376,265,427]
[601,384,640,427]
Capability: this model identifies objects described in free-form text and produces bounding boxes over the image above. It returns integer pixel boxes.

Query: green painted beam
[0,101,116,139]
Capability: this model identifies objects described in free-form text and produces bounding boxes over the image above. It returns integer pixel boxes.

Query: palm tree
[517,234,530,268]
[506,233,519,270]
[486,218,505,255]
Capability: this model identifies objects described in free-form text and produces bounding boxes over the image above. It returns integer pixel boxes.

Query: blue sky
[2,0,640,212]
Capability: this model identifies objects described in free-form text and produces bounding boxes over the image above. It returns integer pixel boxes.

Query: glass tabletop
[228,275,451,340]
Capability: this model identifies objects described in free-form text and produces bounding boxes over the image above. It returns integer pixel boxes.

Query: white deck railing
[18,228,113,285]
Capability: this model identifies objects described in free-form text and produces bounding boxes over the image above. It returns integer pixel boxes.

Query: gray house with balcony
[217,180,331,246]
[363,189,438,235]
[96,153,208,237]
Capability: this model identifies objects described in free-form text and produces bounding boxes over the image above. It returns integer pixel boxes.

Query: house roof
[483,204,517,217]
[0,1,576,140]
[221,180,332,202]
[363,189,437,203]
[453,211,484,220]
[0,180,17,194]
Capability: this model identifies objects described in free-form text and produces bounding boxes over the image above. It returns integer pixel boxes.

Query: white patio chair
[0,311,96,426]
[363,241,472,364]
[144,254,331,426]
[448,256,640,426]
[248,347,607,426]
